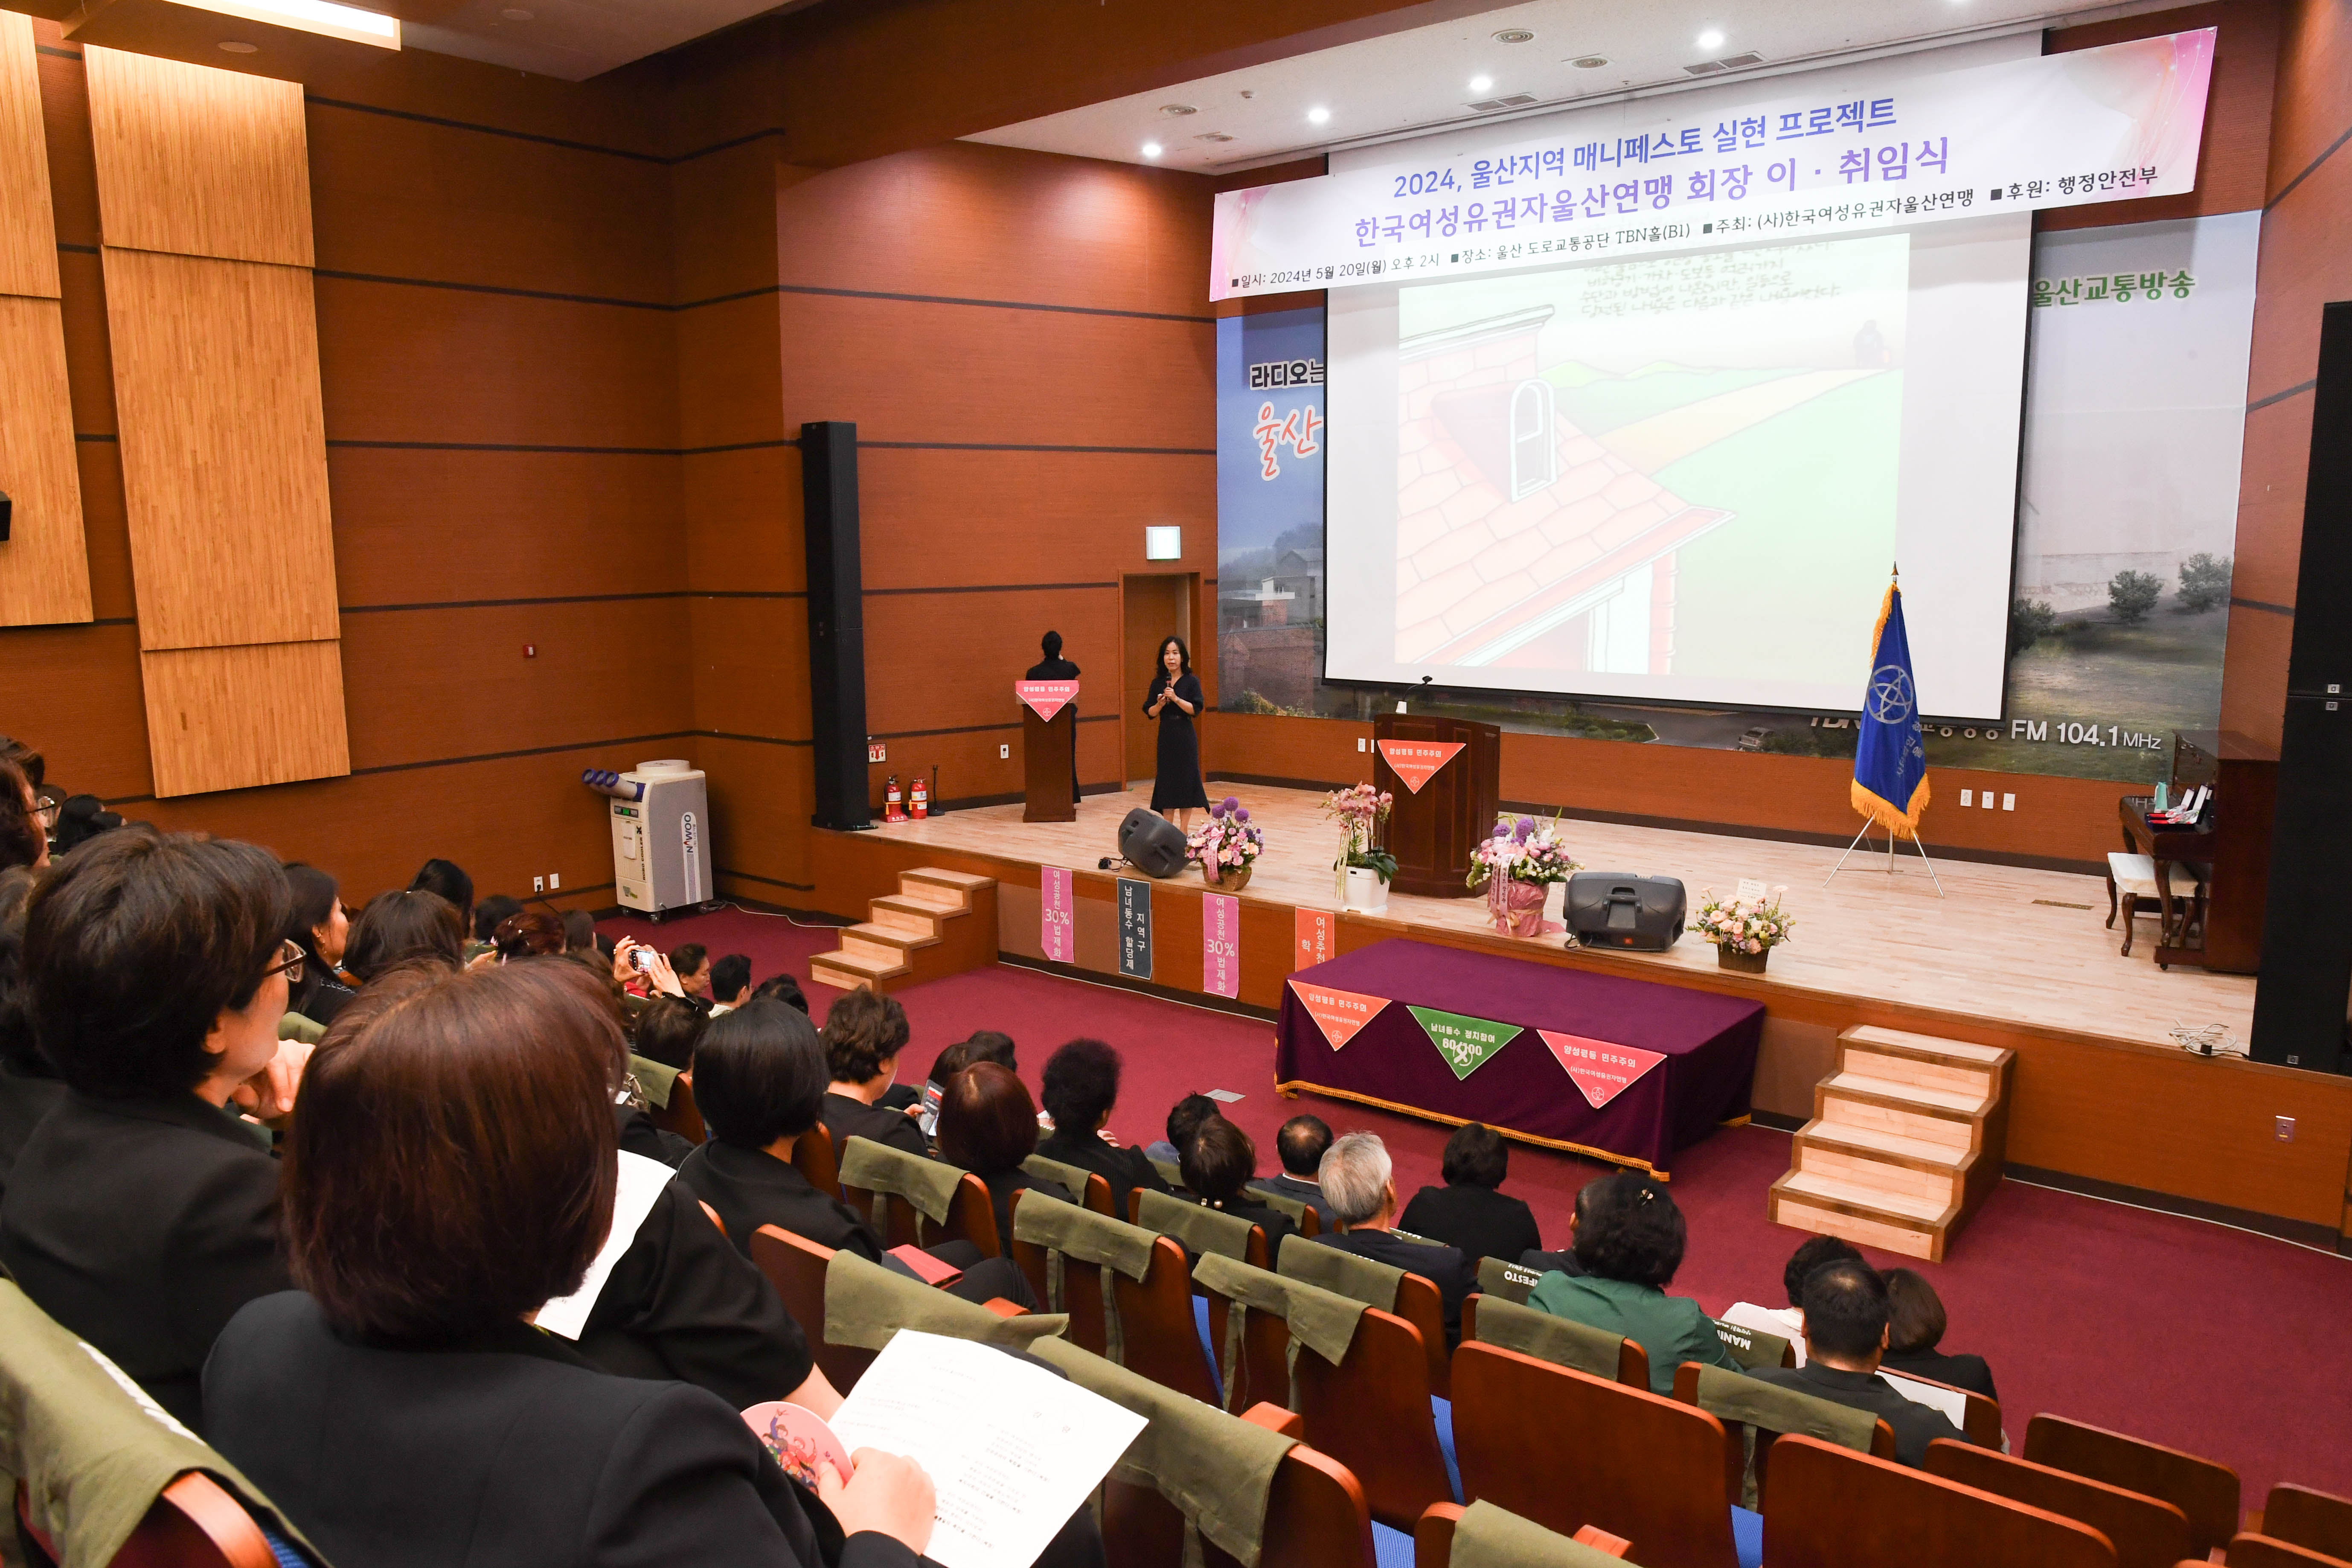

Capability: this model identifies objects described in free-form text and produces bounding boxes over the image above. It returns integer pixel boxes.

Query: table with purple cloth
[1274,937,1763,1178]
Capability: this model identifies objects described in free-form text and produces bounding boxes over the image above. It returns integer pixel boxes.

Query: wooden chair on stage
[1767,1434,2118,1568]
[2215,1536,2352,1568]
[1099,1403,1375,1568]
[1460,1295,1650,1390]
[1413,1503,1634,1566]
[794,1122,840,1198]
[1926,1439,2192,1568]
[1010,1213,1218,1405]
[2024,1414,2241,1559]
[2263,1485,2352,1563]
[1451,1339,1739,1568]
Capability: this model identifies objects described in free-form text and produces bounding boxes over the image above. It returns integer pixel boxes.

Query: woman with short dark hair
[819,988,925,1157]
[345,889,466,983]
[1175,1116,1295,1266]
[1525,1172,1741,1393]
[282,863,356,1027]
[934,1062,1069,1246]
[1397,1122,1542,1266]
[1034,1038,1167,1219]
[633,994,707,1072]
[204,963,934,1568]
[407,858,474,947]
[1881,1266,1997,1399]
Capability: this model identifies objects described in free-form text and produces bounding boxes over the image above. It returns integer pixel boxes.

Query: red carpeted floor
[607,905,2352,1506]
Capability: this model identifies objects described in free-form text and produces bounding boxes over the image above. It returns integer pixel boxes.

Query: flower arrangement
[1465,815,1582,889]
[1187,796,1265,887]
[1322,783,1397,884]
[1694,887,1794,971]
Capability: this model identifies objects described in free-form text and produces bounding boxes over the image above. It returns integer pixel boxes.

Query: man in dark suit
[819,987,927,1158]
[1308,1131,1474,1343]
[1249,1113,1335,1226]
[1034,1039,1168,1217]
[1750,1259,1973,1467]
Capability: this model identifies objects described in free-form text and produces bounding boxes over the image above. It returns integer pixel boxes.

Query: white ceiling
[398,0,816,81]
[965,0,2183,174]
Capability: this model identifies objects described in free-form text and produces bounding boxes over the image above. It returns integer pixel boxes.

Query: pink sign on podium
[1016,681,1079,721]
[1376,738,1465,794]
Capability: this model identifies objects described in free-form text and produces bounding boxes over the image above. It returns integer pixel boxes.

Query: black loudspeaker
[1565,873,1686,951]
[2253,301,2352,1073]
[1116,808,1189,878]
[802,422,869,832]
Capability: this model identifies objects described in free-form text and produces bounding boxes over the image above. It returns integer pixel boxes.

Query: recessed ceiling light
[1492,28,1536,44]
[1697,28,1726,49]
[166,0,401,49]
[1570,55,1609,69]
[1306,106,1331,125]
[1140,141,1163,158]
[1468,73,1494,93]
[1160,104,1197,116]
[218,39,258,51]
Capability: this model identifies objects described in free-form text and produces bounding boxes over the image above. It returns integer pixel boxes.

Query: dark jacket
[1397,1182,1542,1266]
[203,1291,917,1568]
[0,1058,67,1199]
[679,1140,882,1263]
[291,974,357,1028]
[1313,1228,1474,1342]
[1249,1172,1333,1227]
[1750,1361,1973,1467]
[1035,1128,1169,1220]
[977,1168,1072,1252]
[822,1092,928,1160]
[1198,1194,1297,1268]
[0,1090,286,1433]
[1882,1346,1998,1403]
[617,1103,696,1169]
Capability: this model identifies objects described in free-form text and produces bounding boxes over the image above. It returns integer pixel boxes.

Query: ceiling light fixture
[1697,27,1726,49]
[1160,104,1197,116]
[164,0,400,49]
[217,39,257,51]
[1140,141,1163,158]
[1570,55,1608,68]
[1306,105,1331,125]
[1195,132,1234,143]
[1492,28,1535,44]
[1468,73,1493,93]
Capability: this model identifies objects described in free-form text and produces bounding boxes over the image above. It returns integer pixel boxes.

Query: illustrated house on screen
[1394,306,1732,674]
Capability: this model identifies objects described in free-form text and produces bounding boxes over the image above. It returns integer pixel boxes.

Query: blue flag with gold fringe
[1852,578,1930,838]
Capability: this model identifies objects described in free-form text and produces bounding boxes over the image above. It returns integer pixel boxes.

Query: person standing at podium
[1144,635,1207,829]
[1026,630,1080,805]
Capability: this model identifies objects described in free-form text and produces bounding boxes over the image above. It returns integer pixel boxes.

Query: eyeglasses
[262,939,306,984]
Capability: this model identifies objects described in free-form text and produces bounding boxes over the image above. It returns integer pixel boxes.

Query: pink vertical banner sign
[1040,867,1073,963]
[1203,892,1241,998]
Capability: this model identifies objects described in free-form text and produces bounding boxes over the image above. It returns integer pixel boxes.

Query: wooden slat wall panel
[0,12,59,297]
[141,640,349,797]
[0,294,93,624]
[82,45,310,265]
[102,246,337,649]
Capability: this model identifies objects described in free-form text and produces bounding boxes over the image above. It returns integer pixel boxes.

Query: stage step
[1769,1025,2015,1264]
[808,868,997,998]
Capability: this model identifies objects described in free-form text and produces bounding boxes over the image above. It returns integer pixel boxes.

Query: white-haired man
[1308,1131,1474,1343]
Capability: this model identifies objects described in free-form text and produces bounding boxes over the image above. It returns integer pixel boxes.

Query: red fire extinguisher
[884,774,906,823]
[910,773,929,819]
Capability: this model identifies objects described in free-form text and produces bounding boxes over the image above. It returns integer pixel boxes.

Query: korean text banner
[1210,29,2213,300]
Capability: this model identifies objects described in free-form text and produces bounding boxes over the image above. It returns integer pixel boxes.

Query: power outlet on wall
[2276,1115,2296,1142]
[532,875,545,894]
[1000,744,1010,759]
[1358,737,1367,752]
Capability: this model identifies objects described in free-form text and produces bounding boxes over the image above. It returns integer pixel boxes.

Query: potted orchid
[1321,783,1396,912]
[1694,887,1794,972]
[1187,796,1265,891]
[1467,815,1582,938]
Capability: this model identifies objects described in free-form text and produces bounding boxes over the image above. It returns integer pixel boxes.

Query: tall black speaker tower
[2252,302,2352,1073]
[802,421,870,832]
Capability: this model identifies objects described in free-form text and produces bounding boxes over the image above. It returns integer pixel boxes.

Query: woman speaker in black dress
[1144,636,1208,829]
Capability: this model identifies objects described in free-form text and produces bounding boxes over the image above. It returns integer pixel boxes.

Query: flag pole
[1828,563,1945,896]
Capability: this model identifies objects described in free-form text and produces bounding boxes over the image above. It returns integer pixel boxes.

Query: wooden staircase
[808,867,997,995]
[1767,1025,2015,1263]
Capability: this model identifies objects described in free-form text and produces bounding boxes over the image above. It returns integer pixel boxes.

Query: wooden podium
[1018,680,1079,823]
[1372,715,1501,897]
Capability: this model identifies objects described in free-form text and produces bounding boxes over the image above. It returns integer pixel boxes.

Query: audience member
[1517,1176,1603,1276]
[1177,1116,1294,1265]
[0,757,47,872]
[820,988,926,1157]
[1035,1039,1169,1217]
[280,862,357,1027]
[958,1030,1018,1072]
[0,735,43,789]
[1142,1091,1219,1167]
[408,858,476,953]
[560,908,597,954]
[935,1062,1070,1245]
[751,972,811,1014]
[0,867,61,1198]
[473,893,524,948]
[671,942,712,999]
[1526,1171,1741,1393]
[1250,1113,1334,1225]
[0,828,308,1432]
[1882,1267,1997,1400]
[1751,1260,1972,1466]
[634,995,707,1072]
[1311,1132,1473,1341]
[344,889,466,983]
[709,953,753,1014]
[493,911,567,962]
[1397,1122,1541,1264]
[1722,1233,1866,1365]
[204,962,933,1568]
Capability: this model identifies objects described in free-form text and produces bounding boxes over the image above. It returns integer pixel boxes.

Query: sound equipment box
[1115,809,1189,879]
[1565,873,1686,950]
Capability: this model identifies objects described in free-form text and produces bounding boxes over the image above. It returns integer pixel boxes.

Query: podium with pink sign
[1276,936,1762,1178]
[1018,680,1079,823]
[1373,714,1500,897]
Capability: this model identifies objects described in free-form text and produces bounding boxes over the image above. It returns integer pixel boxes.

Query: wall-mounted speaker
[802,422,870,832]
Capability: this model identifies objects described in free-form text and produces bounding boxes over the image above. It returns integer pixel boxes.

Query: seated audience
[1881,1266,1998,1400]
[473,893,524,949]
[672,942,712,1000]
[751,972,811,1014]
[408,858,477,956]
[0,868,63,1197]
[820,989,927,1157]
[1518,1176,1602,1277]
[1143,1091,1220,1167]
[1526,1171,1741,1393]
[1398,1122,1541,1265]
[0,828,307,1432]
[1723,1233,1866,1365]
[1311,1132,1473,1341]
[934,1062,1070,1245]
[280,862,356,1027]
[1751,1260,1972,1466]
[1035,1039,1169,1216]
[678,1000,1032,1306]
[203,961,932,1568]
[1177,1116,1295,1265]
[494,911,567,961]
[560,908,598,955]
[709,952,753,1014]
[634,995,707,1073]
[958,1029,1018,1072]
[344,889,466,983]
[1250,1114,1334,1225]
[0,757,48,872]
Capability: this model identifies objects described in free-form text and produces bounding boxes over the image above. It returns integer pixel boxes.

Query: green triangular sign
[1407,1005,1521,1080]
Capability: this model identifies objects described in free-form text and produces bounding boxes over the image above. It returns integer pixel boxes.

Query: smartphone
[629,946,655,972]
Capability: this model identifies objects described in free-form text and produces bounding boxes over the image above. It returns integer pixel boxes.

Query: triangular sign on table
[1407,1004,1520,1080]
[1378,739,1465,794]
[1538,1031,1669,1108]
[1016,680,1079,721]
[1288,979,1391,1049]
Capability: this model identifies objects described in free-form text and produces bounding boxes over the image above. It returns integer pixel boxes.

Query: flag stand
[1824,819,1945,896]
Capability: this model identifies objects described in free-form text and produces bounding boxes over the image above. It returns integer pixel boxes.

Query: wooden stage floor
[868,784,2255,1054]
